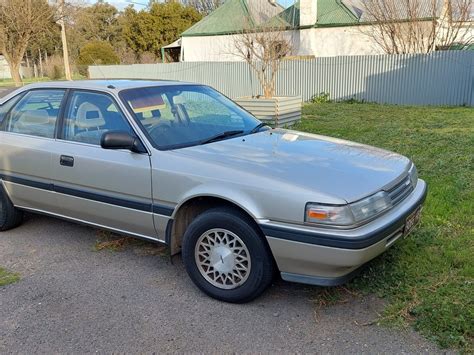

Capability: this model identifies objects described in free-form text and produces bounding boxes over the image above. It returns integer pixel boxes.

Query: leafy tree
[65,1,122,61]
[121,1,201,58]
[26,27,62,66]
[75,0,121,43]
[77,41,120,75]
[0,0,55,85]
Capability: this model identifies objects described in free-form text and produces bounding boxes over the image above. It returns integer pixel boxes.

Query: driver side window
[62,91,132,146]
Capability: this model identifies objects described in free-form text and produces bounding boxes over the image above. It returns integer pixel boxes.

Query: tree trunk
[10,61,22,87]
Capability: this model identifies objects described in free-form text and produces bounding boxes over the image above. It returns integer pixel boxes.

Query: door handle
[60,155,74,167]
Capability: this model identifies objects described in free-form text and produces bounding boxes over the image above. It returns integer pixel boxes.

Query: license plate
[404,206,422,236]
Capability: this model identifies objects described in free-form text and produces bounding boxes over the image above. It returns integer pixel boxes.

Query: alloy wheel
[194,228,251,290]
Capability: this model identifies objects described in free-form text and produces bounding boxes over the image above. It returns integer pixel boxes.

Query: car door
[49,89,156,240]
[0,89,66,212]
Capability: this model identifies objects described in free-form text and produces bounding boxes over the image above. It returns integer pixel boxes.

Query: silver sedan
[0,80,426,302]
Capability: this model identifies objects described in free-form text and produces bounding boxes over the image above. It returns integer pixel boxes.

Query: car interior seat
[12,109,54,138]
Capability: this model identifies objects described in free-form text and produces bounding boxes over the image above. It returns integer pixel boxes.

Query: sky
[85,0,294,10]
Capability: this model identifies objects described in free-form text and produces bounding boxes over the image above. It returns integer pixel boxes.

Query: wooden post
[38,49,44,77]
[59,0,72,80]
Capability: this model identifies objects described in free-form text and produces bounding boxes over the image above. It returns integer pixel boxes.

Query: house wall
[295,26,385,57]
[0,56,13,80]
[181,25,386,61]
[181,35,243,61]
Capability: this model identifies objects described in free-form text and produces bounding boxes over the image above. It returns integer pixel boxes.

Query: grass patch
[294,103,474,351]
[0,267,20,286]
[0,74,86,87]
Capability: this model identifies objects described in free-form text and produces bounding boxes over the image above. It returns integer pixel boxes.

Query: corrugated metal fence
[90,50,474,106]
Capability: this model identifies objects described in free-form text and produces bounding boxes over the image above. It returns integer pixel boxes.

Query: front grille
[387,175,414,206]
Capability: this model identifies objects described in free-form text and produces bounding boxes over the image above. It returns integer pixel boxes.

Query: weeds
[0,267,20,287]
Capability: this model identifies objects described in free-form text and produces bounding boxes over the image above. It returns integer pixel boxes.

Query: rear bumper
[260,179,427,286]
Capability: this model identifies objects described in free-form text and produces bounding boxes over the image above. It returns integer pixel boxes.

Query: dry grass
[93,230,168,256]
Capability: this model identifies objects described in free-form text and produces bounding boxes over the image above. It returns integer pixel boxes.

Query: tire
[0,184,23,232]
[182,207,274,303]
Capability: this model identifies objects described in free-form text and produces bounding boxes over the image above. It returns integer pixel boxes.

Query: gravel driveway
[0,214,444,354]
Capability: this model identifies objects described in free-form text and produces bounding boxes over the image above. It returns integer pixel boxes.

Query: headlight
[349,191,392,223]
[306,191,393,227]
[408,163,418,189]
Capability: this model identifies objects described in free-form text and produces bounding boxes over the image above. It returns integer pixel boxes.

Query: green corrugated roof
[182,0,253,37]
[268,0,358,28]
[182,0,360,37]
[265,2,300,28]
[447,43,474,51]
[317,0,358,26]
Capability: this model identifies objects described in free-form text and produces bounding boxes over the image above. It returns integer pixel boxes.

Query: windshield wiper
[199,130,244,145]
[249,122,270,134]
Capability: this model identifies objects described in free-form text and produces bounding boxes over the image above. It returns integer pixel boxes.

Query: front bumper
[259,179,427,286]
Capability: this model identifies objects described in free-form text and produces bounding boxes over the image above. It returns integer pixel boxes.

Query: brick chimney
[300,0,317,27]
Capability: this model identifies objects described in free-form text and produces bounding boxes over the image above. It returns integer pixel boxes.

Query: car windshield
[120,85,261,150]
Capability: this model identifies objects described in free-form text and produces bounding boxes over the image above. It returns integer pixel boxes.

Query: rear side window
[0,94,24,128]
[4,89,65,138]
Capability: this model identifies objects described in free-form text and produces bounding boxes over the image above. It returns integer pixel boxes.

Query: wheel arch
[168,194,263,256]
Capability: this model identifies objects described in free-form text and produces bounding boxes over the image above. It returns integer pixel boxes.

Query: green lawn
[0,77,50,87]
[294,103,473,351]
[0,267,20,287]
[0,74,85,87]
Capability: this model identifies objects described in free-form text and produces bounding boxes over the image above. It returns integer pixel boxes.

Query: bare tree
[436,0,474,49]
[180,0,223,15]
[233,27,292,98]
[0,0,54,86]
[358,0,473,54]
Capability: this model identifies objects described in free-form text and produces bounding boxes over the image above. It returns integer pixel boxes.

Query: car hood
[176,129,411,203]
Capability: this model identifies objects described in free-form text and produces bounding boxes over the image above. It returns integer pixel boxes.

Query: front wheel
[182,207,274,303]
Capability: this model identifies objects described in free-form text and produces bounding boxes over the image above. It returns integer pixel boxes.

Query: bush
[44,54,64,80]
[77,41,120,76]
[310,92,331,104]
[139,52,158,64]
[342,96,366,104]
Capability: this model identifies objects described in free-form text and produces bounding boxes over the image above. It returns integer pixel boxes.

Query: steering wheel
[172,104,191,127]
[149,120,173,139]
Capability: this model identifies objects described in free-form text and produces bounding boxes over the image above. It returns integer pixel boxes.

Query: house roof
[269,0,358,28]
[271,0,445,29]
[182,0,452,37]
[181,0,284,37]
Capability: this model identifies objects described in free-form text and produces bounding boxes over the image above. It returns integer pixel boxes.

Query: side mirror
[100,131,147,154]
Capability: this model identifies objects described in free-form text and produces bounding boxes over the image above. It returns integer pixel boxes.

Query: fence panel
[90,51,474,106]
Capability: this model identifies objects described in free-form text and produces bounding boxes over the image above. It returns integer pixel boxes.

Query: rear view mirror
[100,131,147,154]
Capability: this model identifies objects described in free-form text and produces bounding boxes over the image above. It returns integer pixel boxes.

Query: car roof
[23,79,196,92]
